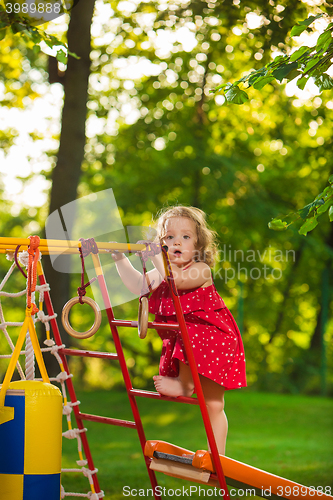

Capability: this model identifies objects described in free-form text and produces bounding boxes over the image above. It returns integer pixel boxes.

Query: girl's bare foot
[153,375,194,398]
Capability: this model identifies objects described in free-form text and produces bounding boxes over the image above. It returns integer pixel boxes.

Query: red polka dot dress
[149,281,247,390]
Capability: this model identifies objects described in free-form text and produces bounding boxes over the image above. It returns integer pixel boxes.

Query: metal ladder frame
[37,245,230,499]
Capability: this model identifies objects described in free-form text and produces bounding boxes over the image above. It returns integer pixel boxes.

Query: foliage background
[0,0,332,396]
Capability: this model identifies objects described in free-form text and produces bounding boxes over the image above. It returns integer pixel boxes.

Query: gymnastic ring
[138,296,149,340]
[62,296,102,339]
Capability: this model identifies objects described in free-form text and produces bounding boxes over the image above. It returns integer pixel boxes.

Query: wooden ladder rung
[129,389,199,405]
[77,412,137,429]
[60,348,118,360]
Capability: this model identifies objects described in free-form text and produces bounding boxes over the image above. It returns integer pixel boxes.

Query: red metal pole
[59,348,118,360]
[90,253,161,500]
[161,247,231,500]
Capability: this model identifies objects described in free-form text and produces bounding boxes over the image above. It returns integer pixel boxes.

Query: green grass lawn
[61,389,333,499]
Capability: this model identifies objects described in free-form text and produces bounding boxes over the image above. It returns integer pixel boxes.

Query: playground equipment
[0,237,62,500]
[62,296,102,339]
[0,235,332,500]
[0,380,62,500]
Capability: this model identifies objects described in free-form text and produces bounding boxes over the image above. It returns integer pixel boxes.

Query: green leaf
[316,30,332,52]
[11,22,25,33]
[317,197,333,215]
[296,76,308,90]
[290,14,323,37]
[268,55,287,69]
[214,82,229,92]
[329,206,333,222]
[272,61,298,82]
[290,46,310,62]
[298,14,323,27]
[56,49,68,65]
[328,205,333,222]
[224,86,249,104]
[298,202,315,219]
[247,72,267,87]
[213,81,232,93]
[268,219,288,231]
[320,59,333,73]
[252,76,275,90]
[329,175,333,184]
[45,38,55,48]
[286,69,301,82]
[303,56,321,74]
[68,50,80,60]
[239,70,259,83]
[299,217,318,235]
[290,25,308,37]
[313,74,333,92]
[318,186,333,200]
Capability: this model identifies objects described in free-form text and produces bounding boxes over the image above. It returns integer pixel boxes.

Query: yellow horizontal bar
[0,245,78,255]
[0,238,146,255]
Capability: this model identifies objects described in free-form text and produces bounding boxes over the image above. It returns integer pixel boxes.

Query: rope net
[0,250,104,500]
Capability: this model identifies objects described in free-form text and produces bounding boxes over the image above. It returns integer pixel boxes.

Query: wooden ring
[62,296,102,339]
[138,296,149,339]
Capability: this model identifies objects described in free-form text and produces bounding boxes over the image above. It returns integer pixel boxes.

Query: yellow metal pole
[0,238,145,255]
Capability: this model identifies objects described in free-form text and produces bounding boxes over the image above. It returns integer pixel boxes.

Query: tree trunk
[268,245,303,343]
[42,0,95,376]
[310,223,333,352]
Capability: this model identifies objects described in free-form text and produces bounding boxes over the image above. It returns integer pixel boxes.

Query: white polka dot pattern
[149,282,247,390]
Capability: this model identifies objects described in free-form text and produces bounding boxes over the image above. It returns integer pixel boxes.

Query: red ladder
[37,245,230,500]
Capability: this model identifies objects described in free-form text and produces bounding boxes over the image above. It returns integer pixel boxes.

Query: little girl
[111,205,246,455]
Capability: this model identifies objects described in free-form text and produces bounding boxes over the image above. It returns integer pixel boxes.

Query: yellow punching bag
[0,380,62,500]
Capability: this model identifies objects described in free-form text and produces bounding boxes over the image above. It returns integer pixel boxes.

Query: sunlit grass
[61,390,333,499]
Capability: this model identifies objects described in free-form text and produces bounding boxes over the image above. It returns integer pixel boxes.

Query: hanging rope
[0,262,26,380]
[26,235,40,315]
[137,241,161,296]
[79,238,99,258]
[23,236,40,379]
[77,238,98,304]
[14,245,27,278]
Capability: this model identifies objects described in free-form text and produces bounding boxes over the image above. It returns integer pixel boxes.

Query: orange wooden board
[145,440,333,500]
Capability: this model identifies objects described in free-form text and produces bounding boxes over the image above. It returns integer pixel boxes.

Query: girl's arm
[112,251,164,295]
[112,244,211,294]
[150,251,166,279]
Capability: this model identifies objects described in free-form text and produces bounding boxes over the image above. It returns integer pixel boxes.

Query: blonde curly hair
[155,205,218,268]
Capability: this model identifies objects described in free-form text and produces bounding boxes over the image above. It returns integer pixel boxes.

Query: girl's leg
[153,362,227,455]
[199,374,228,455]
